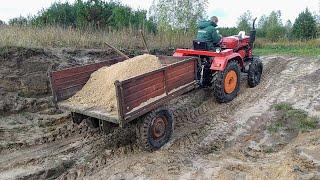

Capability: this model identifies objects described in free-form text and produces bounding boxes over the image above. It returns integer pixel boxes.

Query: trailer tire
[136,107,174,151]
[99,120,117,135]
[86,118,99,128]
[248,58,263,88]
[72,112,85,124]
[212,60,240,103]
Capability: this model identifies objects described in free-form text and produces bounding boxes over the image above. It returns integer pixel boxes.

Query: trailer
[49,56,199,151]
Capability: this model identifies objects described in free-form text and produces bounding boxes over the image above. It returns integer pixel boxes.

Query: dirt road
[0,48,319,179]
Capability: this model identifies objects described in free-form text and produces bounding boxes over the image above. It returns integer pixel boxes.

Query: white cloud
[120,0,152,10]
[0,0,318,27]
[208,0,319,27]
[0,0,75,22]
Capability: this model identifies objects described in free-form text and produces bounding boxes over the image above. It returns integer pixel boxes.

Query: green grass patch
[254,47,320,58]
[267,121,284,133]
[268,103,319,133]
[254,39,320,58]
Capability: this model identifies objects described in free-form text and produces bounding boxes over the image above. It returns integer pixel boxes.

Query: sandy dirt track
[0,48,319,180]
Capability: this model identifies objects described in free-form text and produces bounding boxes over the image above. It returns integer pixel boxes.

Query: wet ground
[0,47,319,179]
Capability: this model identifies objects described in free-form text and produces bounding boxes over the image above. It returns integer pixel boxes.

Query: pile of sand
[68,54,162,112]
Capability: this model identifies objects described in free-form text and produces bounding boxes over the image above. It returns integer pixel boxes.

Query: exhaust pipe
[249,17,257,48]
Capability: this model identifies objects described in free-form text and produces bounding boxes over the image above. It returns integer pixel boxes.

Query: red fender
[210,52,245,71]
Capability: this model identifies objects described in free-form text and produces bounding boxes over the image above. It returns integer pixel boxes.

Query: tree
[257,11,286,41]
[219,27,238,36]
[237,11,252,33]
[292,8,317,40]
[265,11,286,41]
[26,0,155,31]
[9,16,29,26]
[284,20,293,38]
[257,15,268,37]
[0,20,4,25]
[150,0,208,31]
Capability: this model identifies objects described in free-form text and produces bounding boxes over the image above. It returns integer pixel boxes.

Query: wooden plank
[124,88,165,113]
[166,61,194,75]
[167,75,195,92]
[56,85,84,101]
[53,71,92,86]
[52,63,107,80]
[166,65,194,79]
[122,71,163,89]
[124,82,164,102]
[54,76,91,89]
[167,70,195,85]
[52,57,125,80]
[123,76,164,97]
[58,102,119,124]
[123,81,197,123]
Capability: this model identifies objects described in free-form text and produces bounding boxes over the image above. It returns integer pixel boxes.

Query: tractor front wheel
[136,107,174,151]
[248,58,263,88]
[213,61,240,103]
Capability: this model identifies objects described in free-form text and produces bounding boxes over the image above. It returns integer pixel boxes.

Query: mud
[0,48,319,180]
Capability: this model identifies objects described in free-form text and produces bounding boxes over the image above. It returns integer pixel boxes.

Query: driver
[196,16,222,49]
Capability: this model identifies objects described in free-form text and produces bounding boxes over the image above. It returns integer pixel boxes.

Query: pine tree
[292,8,317,40]
[237,11,252,33]
[149,0,208,31]
[284,20,293,39]
[265,11,286,41]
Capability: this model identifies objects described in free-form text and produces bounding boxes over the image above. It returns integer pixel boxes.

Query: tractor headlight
[216,48,221,53]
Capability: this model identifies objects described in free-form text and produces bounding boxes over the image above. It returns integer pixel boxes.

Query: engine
[221,35,250,50]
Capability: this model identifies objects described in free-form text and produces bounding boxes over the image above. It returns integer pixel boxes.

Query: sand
[68,54,162,112]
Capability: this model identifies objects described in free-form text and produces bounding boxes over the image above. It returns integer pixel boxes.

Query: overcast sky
[0,0,319,27]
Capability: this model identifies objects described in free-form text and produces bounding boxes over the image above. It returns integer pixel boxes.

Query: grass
[0,26,319,58]
[268,103,319,133]
[0,26,192,49]
[254,39,320,58]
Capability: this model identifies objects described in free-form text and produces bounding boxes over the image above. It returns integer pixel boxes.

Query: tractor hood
[198,21,217,29]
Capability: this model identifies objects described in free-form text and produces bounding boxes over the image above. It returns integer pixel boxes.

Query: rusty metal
[152,116,167,139]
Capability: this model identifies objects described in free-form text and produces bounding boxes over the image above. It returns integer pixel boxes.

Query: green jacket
[196,21,221,45]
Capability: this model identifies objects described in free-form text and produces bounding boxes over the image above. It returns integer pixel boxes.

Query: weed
[0,26,319,58]
[272,103,293,111]
[309,137,320,144]
[267,121,284,133]
[0,26,192,49]
[268,103,319,133]
[254,38,320,58]
[264,147,275,153]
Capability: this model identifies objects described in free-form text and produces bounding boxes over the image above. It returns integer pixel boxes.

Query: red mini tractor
[173,18,263,103]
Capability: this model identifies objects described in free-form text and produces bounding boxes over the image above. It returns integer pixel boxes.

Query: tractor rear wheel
[248,58,263,88]
[136,107,174,151]
[213,61,240,103]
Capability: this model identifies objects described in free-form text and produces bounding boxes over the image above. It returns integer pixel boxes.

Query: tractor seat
[193,40,216,51]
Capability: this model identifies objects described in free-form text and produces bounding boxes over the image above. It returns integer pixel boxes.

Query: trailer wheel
[99,120,117,134]
[248,58,263,88]
[213,61,240,103]
[86,118,99,128]
[72,112,85,124]
[136,107,174,151]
